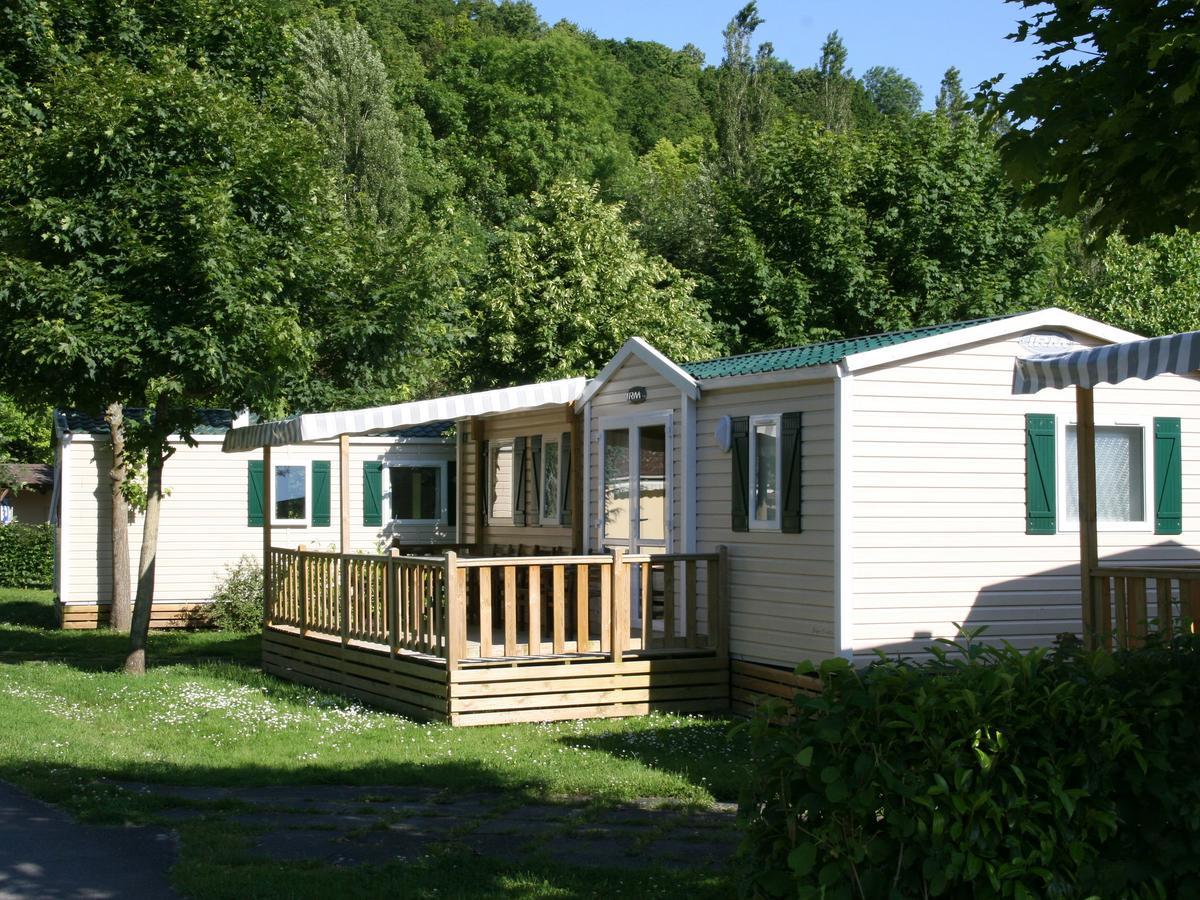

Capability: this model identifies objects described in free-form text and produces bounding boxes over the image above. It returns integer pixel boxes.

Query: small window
[273,464,308,525]
[540,437,560,524]
[750,415,780,529]
[390,464,442,523]
[489,440,514,522]
[1066,424,1147,524]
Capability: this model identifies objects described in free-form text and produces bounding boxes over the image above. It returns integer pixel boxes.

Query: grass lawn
[0,588,750,898]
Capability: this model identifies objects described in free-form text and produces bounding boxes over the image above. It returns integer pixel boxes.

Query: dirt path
[0,781,177,899]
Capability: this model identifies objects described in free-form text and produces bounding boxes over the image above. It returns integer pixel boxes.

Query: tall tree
[935,66,969,121]
[473,179,717,385]
[817,31,853,133]
[713,2,772,178]
[294,17,409,230]
[105,402,131,632]
[0,53,351,672]
[985,0,1200,241]
[863,65,922,117]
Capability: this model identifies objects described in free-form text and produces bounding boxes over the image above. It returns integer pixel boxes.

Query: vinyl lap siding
[850,332,1200,659]
[64,437,453,606]
[695,380,837,667]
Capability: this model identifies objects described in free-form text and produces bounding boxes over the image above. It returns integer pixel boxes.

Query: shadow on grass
[2,758,734,900]
[0,588,261,668]
[557,723,750,804]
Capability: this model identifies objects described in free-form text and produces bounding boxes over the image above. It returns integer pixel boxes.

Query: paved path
[0,782,177,900]
[116,783,739,871]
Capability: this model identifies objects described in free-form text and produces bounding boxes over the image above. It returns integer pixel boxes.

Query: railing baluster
[479,566,493,658]
[552,565,565,654]
[528,565,541,655]
[575,564,589,651]
[640,562,650,649]
[685,560,698,648]
[662,561,676,648]
[600,562,611,653]
[504,565,518,656]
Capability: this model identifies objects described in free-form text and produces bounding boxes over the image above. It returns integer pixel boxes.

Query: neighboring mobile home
[52,410,455,628]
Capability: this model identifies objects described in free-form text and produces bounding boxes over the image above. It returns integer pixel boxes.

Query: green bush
[0,523,54,588]
[205,555,263,632]
[736,633,1200,899]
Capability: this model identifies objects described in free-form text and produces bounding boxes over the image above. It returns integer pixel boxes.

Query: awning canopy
[1012,330,1200,395]
[222,377,587,452]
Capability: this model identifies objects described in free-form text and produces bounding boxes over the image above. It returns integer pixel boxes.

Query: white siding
[62,435,454,606]
[850,330,1200,659]
[695,380,838,667]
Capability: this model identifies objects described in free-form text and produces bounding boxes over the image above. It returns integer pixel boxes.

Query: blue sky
[534,0,1046,108]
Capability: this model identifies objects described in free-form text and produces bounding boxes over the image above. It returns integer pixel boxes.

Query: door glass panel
[638,424,667,543]
[603,429,630,541]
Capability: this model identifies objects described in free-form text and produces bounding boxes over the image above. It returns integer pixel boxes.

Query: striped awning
[1012,330,1200,395]
[222,377,586,452]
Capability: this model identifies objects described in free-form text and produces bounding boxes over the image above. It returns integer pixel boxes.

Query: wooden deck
[1089,564,1200,650]
[261,547,731,725]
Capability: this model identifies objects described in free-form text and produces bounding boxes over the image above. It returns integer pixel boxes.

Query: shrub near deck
[737,636,1200,899]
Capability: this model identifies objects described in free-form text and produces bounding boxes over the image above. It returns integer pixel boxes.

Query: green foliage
[0,395,52,464]
[710,113,1047,350]
[474,179,716,385]
[935,66,968,122]
[987,0,1200,241]
[737,635,1200,899]
[294,16,410,229]
[0,523,53,589]
[205,555,264,632]
[862,66,922,118]
[1050,228,1200,338]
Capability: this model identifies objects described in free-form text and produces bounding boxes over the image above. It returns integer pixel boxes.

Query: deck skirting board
[261,626,730,726]
[730,658,823,718]
[56,601,207,630]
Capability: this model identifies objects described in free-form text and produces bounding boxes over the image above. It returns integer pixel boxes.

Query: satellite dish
[715,415,732,452]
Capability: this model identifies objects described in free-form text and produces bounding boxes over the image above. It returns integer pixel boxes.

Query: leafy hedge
[0,523,54,589]
[737,634,1200,899]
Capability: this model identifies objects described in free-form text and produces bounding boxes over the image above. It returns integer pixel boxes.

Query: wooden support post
[388,548,400,657]
[715,545,729,659]
[262,445,272,627]
[339,434,351,555]
[610,548,627,666]
[445,551,464,668]
[1076,387,1100,650]
[339,553,349,646]
[297,545,308,636]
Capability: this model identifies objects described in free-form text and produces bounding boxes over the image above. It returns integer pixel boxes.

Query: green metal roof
[681,314,1018,380]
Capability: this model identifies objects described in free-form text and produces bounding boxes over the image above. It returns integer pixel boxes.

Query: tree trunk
[105,402,131,632]
[125,397,171,675]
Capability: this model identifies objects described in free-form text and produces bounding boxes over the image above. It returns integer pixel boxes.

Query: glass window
[638,424,667,543]
[751,418,779,526]
[391,465,440,522]
[274,465,307,523]
[603,429,631,541]
[541,439,559,522]
[1066,425,1145,523]
[489,441,513,521]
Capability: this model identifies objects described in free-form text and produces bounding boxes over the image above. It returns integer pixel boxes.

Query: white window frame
[386,459,449,526]
[1058,416,1153,533]
[539,433,564,526]
[749,414,782,531]
[270,462,310,527]
[596,411,674,553]
[487,439,515,526]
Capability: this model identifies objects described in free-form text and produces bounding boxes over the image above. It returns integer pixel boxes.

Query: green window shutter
[247,460,264,528]
[530,436,542,525]
[1155,417,1182,535]
[731,417,749,533]
[781,412,803,534]
[512,436,527,526]
[311,460,331,527]
[362,460,383,527]
[1025,413,1056,535]
[559,430,572,524]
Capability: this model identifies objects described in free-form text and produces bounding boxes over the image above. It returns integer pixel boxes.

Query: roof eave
[841,308,1142,374]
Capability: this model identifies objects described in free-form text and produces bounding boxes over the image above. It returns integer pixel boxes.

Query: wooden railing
[267,546,729,667]
[268,548,448,658]
[1090,565,1200,650]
